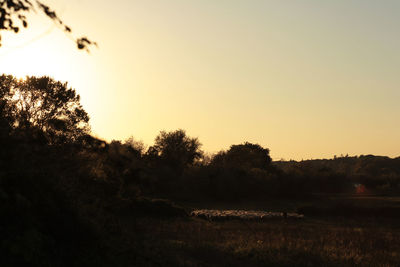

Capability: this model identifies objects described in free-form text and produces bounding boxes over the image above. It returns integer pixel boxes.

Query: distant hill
[273,155,400,194]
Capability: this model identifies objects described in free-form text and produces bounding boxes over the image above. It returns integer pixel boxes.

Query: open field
[122,196,400,266]
[131,216,400,266]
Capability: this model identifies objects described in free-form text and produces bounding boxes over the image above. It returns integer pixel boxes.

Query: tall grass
[132,217,400,266]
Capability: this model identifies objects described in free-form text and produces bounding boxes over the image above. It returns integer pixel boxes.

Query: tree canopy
[0,0,95,50]
[147,129,203,172]
[0,75,90,144]
[212,142,272,170]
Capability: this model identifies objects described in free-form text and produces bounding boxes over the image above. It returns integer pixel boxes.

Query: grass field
[124,196,400,266]
[131,217,400,266]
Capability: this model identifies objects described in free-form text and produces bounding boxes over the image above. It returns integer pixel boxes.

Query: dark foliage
[0,75,183,266]
[211,142,272,170]
[0,0,96,50]
[143,129,203,195]
[0,75,90,145]
[275,155,400,195]
[147,129,203,171]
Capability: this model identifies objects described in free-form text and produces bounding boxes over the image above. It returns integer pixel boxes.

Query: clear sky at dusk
[0,0,399,160]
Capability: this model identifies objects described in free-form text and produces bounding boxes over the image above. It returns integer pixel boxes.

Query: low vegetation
[131,215,400,266]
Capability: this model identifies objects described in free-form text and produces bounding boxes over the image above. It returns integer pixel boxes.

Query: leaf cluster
[0,75,90,144]
[0,0,96,50]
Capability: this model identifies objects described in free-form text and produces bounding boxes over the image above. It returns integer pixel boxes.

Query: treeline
[2,75,400,205]
[275,155,400,195]
[107,138,400,200]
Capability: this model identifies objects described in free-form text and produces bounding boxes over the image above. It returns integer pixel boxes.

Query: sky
[0,0,399,160]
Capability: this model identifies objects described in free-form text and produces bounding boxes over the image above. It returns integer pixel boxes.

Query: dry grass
[131,216,400,266]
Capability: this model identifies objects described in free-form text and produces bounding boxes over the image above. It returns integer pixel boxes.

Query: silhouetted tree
[125,136,146,156]
[212,142,272,170]
[0,0,95,50]
[0,75,90,144]
[147,129,203,175]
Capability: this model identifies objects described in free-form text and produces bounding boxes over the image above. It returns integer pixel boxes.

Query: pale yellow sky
[0,0,399,160]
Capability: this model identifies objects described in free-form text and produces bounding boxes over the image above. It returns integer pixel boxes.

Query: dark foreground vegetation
[130,215,400,267]
[1,75,400,266]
